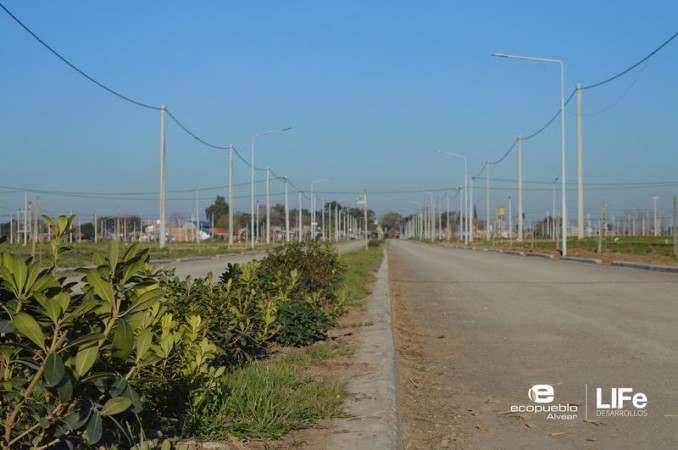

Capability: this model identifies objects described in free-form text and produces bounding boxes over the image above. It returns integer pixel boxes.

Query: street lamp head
[491,53,509,58]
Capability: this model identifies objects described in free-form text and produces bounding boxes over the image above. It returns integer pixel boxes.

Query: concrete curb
[611,260,678,273]
[561,256,603,265]
[327,250,401,450]
[526,252,555,259]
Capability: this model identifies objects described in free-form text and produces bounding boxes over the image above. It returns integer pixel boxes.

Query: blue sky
[1,1,677,224]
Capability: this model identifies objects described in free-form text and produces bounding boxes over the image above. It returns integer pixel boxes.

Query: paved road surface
[158,240,367,279]
[388,240,678,449]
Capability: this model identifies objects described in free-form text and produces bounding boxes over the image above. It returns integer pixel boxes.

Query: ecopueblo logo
[511,384,578,420]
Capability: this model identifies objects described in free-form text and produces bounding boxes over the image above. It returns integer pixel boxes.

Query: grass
[337,243,385,306]
[185,342,350,440]
[454,236,677,259]
[3,240,265,268]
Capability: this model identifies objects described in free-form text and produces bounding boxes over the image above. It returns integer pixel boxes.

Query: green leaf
[109,241,119,273]
[123,384,143,414]
[135,328,153,363]
[24,262,41,294]
[66,298,100,320]
[109,377,128,397]
[63,333,104,351]
[39,416,51,429]
[74,345,98,377]
[93,253,106,267]
[112,319,133,360]
[31,271,58,293]
[57,216,70,236]
[12,257,28,296]
[84,411,103,444]
[0,319,16,336]
[121,258,145,285]
[80,372,115,384]
[62,407,90,432]
[122,243,140,262]
[13,312,46,351]
[123,287,164,316]
[44,352,65,387]
[35,292,61,323]
[56,368,75,403]
[100,396,132,416]
[86,271,112,304]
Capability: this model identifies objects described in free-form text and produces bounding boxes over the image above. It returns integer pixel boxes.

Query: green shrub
[0,216,172,447]
[257,241,344,304]
[274,299,337,347]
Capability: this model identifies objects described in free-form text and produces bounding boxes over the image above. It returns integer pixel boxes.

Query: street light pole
[159,105,166,249]
[437,150,469,245]
[518,135,523,242]
[485,160,491,241]
[553,177,558,240]
[284,176,289,242]
[250,127,292,249]
[266,166,271,244]
[310,178,329,239]
[652,196,660,236]
[493,53,567,256]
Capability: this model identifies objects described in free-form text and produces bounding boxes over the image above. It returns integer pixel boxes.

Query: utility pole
[195,189,200,246]
[673,196,677,257]
[228,144,234,245]
[159,105,167,249]
[363,190,368,251]
[298,191,302,241]
[321,197,326,241]
[94,211,98,244]
[485,160,491,240]
[31,197,40,257]
[470,177,475,242]
[652,196,659,237]
[23,192,28,246]
[597,201,607,254]
[518,136,523,242]
[458,186,463,241]
[284,176,289,242]
[266,167,271,244]
[577,83,585,239]
[508,195,513,245]
[447,191,451,241]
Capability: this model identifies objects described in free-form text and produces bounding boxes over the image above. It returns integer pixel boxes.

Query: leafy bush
[0,216,171,447]
[169,262,287,366]
[0,217,351,446]
[274,299,337,347]
[258,241,344,304]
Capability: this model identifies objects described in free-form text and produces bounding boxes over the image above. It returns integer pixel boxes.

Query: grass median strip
[180,243,385,444]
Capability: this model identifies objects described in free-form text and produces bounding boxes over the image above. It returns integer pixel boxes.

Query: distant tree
[381,212,403,233]
[205,196,229,228]
[80,223,95,240]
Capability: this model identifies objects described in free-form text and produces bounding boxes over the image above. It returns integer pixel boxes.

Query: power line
[484,29,677,174]
[0,2,160,111]
[164,109,230,150]
[581,30,678,90]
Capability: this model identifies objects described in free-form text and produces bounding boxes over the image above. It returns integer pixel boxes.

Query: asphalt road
[388,240,678,449]
[157,240,367,279]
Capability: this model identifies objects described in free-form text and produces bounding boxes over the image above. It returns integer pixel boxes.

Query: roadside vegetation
[437,236,677,262]
[0,215,384,448]
[2,241,261,269]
